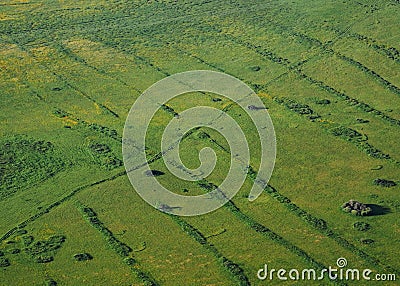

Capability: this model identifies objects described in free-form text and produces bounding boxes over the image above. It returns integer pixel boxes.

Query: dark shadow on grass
[367,204,391,216]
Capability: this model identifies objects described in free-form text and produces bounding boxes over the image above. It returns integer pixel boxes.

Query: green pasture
[0,0,399,285]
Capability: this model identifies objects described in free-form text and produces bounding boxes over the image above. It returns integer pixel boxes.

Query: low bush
[360,238,374,244]
[250,65,261,71]
[315,99,331,105]
[0,257,10,267]
[8,248,20,254]
[353,222,371,231]
[89,143,111,154]
[160,104,179,117]
[24,235,66,263]
[124,257,136,266]
[74,253,93,261]
[331,126,362,140]
[35,255,53,263]
[52,108,69,118]
[373,178,397,188]
[220,256,250,286]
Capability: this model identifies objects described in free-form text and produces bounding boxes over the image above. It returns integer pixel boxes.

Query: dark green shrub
[360,238,374,244]
[0,136,65,200]
[331,126,362,140]
[220,257,250,286]
[36,255,53,263]
[160,104,179,117]
[0,257,10,267]
[82,207,97,217]
[124,257,136,266]
[315,99,331,105]
[373,178,397,187]
[73,253,93,261]
[197,131,210,139]
[8,248,20,254]
[102,156,122,170]
[25,235,66,261]
[247,166,257,181]
[361,143,390,159]
[52,108,69,118]
[250,66,261,71]
[353,222,371,231]
[89,143,111,154]
[15,229,28,236]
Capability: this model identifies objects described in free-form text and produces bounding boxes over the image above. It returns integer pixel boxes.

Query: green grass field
[0,0,399,285]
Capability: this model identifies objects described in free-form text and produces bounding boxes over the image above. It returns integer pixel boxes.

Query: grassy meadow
[0,0,399,285]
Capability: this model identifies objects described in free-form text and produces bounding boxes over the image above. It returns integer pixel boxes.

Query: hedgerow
[78,203,158,285]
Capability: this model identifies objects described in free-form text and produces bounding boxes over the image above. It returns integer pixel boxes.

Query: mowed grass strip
[74,175,237,286]
[1,200,141,286]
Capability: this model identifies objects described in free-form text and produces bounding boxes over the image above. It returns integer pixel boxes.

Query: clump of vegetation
[25,235,66,263]
[124,257,136,266]
[8,248,20,254]
[88,142,122,170]
[275,97,316,116]
[353,222,371,231]
[331,126,363,141]
[356,118,369,123]
[315,99,331,105]
[0,135,66,201]
[197,179,217,191]
[89,143,111,154]
[35,255,54,263]
[22,235,34,246]
[250,65,261,71]
[74,253,93,261]
[87,123,119,140]
[360,238,374,244]
[197,131,210,139]
[160,104,179,117]
[342,200,372,216]
[0,257,10,267]
[52,108,70,118]
[373,178,397,188]
[360,142,390,159]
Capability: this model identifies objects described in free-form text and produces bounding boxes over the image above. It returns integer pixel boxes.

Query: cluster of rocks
[341,200,372,216]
